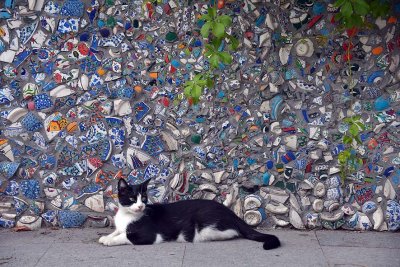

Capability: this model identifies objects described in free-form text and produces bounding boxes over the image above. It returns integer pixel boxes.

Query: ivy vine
[333,0,391,184]
[338,116,365,184]
[183,6,238,104]
[333,0,391,29]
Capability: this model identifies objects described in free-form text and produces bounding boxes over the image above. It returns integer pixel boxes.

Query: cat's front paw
[102,238,115,246]
[98,236,109,245]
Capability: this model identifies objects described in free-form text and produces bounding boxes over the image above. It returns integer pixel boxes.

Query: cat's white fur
[176,233,187,242]
[193,226,238,242]
[99,194,239,246]
[154,234,164,244]
[99,194,145,246]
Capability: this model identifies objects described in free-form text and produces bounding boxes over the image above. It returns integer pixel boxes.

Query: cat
[99,178,280,250]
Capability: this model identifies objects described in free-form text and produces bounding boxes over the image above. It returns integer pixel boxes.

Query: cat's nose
[137,204,144,211]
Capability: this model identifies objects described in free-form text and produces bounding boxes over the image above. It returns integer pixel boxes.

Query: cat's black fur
[118,179,281,250]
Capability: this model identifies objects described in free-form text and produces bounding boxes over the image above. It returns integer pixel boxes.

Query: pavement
[0,228,399,267]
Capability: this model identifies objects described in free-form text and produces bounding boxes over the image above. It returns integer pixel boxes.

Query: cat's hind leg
[193,226,239,242]
[102,233,132,246]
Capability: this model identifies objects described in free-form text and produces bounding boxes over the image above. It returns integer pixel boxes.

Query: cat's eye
[129,197,136,202]
[141,197,147,202]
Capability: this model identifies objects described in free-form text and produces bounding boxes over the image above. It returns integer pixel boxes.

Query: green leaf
[212,22,225,38]
[210,54,220,69]
[193,74,201,82]
[200,14,212,21]
[335,12,343,21]
[333,0,347,8]
[343,135,353,144]
[338,152,348,164]
[206,78,214,88]
[228,37,239,50]
[343,118,352,123]
[184,86,191,97]
[219,15,232,27]
[219,51,232,64]
[351,15,363,27]
[341,2,353,18]
[353,0,369,16]
[208,7,216,19]
[370,0,390,18]
[192,85,202,99]
[354,136,362,145]
[343,16,353,28]
[197,79,207,86]
[349,124,359,136]
[211,38,223,50]
[200,22,212,38]
[355,122,365,131]
[205,44,216,53]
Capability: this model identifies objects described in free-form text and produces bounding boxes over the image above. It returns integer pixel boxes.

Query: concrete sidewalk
[0,228,399,267]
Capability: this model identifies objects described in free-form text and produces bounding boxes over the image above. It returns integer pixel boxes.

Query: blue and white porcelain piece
[16,21,39,45]
[76,183,101,199]
[142,135,164,157]
[0,218,15,228]
[98,139,112,162]
[270,94,283,120]
[21,112,43,132]
[44,1,61,14]
[143,164,160,181]
[60,0,84,17]
[20,179,41,200]
[362,201,377,214]
[386,200,400,231]
[127,170,146,185]
[0,161,20,179]
[62,177,77,190]
[5,180,19,196]
[98,33,125,47]
[86,122,107,144]
[33,93,53,110]
[58,210,87,228]
[111,153,127,169]
[14,197,28,216]
[109,127,125,150]
[42,210,58,226]
[57,18,79,34]
[38,154,57,169]
[0,88,14,104]
[133,101,151,121]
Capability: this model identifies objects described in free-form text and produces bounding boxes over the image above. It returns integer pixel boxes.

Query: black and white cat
[98,178,280,250]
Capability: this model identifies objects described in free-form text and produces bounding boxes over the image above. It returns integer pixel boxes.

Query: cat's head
[117,178,150,215]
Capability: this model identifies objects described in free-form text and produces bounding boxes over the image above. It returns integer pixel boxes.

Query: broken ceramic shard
[265,203,289,215]
[289,208,305,229]
[243,210,262,226]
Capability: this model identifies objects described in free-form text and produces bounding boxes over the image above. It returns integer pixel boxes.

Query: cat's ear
[118,178,129,193]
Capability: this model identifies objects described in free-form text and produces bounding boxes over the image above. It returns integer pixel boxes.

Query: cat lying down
[99,179,280,250]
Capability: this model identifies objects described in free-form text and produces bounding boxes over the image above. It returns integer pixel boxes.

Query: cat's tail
[236,218,280,250]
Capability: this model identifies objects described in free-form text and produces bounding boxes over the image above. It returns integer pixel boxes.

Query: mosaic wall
[0,0,399,231]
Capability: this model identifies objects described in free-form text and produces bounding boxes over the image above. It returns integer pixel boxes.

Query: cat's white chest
[114,210,135,232]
